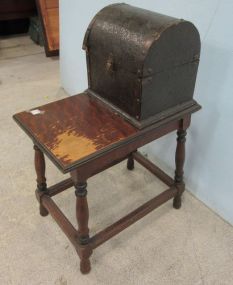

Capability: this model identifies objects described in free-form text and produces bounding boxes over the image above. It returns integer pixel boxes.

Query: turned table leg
[71,171,92,274]
[75,182,92,274]
[173,128,187,209]
[127,152,135,170]
[34,145,49,216]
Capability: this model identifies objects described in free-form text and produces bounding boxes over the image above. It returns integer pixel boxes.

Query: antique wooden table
[13,92,200,274]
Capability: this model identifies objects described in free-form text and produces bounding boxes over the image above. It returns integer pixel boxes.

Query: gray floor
[1,35,233,285]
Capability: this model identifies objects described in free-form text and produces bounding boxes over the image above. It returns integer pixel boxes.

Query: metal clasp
[106,54,115,75]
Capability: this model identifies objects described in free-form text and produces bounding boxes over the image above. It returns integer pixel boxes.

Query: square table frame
[32,113,191,274]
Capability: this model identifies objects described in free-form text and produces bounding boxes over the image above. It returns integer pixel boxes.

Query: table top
[13,92,138,172]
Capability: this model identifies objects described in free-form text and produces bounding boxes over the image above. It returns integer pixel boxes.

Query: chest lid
[83,3,199,76]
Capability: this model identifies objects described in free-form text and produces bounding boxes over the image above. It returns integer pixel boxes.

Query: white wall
[60,0,233,225]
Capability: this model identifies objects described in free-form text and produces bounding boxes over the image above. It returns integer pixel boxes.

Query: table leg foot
[127,153,134,170]
[173,195,182,209]
[39,204,49,216]
[80,258,91,274]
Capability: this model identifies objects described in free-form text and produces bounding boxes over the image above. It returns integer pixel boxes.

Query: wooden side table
[13,92,200,274]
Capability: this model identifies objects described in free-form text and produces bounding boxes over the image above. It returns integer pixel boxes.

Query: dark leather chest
[83,3,200,129]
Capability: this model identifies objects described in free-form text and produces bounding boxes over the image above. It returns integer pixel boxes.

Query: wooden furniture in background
[0,0,36,21]
[0,0,37,35]
[36,0,59,56]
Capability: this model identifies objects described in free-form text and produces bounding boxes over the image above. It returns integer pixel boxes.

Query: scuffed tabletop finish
[13,93,137,171]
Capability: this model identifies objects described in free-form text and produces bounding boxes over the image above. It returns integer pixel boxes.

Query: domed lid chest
[83,3,201,129]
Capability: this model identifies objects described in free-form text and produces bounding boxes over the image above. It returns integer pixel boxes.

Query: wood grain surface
[13,93,137,170]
